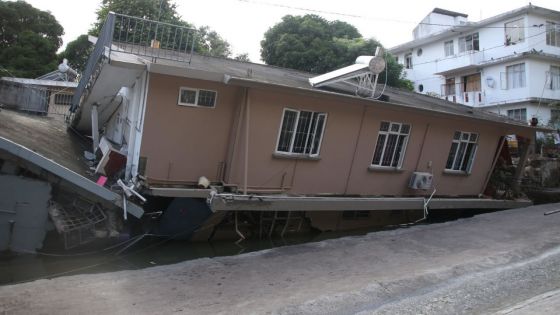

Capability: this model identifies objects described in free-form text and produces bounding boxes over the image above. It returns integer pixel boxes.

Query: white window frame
[506,63,526,89]
[505,18,525,45]
[275,108,327,157]
[550,65,560,90]
[458,32,479,53]
[507,108,527,122]
[444,40,454,57]
[177,87,217,108]
[546,21,560,47]
[445,131,478,173]
[371,121,411,169]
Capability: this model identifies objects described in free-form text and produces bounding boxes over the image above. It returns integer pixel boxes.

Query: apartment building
[389,6,560,127]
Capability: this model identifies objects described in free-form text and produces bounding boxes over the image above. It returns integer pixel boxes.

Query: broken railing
[71,12,197,112]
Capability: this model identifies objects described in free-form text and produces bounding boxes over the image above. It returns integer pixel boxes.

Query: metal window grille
[505,63,526,89]
[276,109,327,156]
[371,121,410,168]
[445,131,478,172]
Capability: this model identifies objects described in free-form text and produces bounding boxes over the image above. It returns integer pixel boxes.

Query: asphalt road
[0,203,559,314]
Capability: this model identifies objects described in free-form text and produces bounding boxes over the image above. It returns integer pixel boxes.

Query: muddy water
[0,209,494,285]
[0,228,375,285]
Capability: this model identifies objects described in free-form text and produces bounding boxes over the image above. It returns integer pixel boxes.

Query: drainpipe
[91,103,100,153]
[243,89,251,195]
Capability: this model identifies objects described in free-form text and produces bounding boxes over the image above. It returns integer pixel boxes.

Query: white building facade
[389,6,560,127]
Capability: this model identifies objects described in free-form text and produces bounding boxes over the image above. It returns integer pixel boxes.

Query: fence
[0,80,75,117]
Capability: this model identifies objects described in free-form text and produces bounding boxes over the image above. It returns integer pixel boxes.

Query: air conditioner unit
[408,172,433,190]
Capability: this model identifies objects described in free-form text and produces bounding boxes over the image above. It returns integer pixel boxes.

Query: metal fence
[71,12,197,113]
[0,80,74,117]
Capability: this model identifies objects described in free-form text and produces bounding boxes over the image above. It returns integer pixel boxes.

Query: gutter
[0,136,144,218]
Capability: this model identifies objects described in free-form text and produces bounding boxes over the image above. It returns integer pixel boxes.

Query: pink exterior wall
[141,73,528,197]
[141,73,241,184]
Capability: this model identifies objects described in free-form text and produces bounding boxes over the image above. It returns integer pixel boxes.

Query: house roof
[389,5,560,54]
[142,52,546,132]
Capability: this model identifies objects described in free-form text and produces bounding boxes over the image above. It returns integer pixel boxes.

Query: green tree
[58,35,93,72]
[234,53,251,62]
[90,0,231,57]
[0,0,64,78]
[261,14,412,90]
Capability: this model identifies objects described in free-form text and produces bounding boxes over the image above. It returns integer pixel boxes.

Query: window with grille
[54,93,73,105]
[276,108,327,156]
[506,63,526,89]
[458,33,479,53]
[444,40,454,57]
[507,108,527,122]
[546,21,560,47]
[371,121,411,168]
[445,131,478,173]
[178,87,217,107]
[505,18,525,45]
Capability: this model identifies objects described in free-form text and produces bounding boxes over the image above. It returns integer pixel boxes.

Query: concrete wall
[140,74,519,197]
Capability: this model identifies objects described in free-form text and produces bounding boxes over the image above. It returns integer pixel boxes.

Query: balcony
[441,83,485,106]
[434,51,485,75]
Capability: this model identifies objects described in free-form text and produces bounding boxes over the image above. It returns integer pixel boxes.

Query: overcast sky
[18,0,560,62]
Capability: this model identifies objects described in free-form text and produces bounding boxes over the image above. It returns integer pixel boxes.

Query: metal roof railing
[70,12,197,113]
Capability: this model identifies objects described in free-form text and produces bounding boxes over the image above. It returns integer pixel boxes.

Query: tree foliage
[0,0,64,78]
[58,35,93,72]
[261,15,412,90]
[90,0,230,57]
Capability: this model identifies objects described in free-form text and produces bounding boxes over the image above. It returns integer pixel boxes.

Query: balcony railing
[70,12,197,113]
[441,83,484,106]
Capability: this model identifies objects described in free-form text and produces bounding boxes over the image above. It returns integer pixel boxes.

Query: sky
[17,0,560,62]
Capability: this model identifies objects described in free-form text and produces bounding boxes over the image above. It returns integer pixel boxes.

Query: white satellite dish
[309,46,386,99]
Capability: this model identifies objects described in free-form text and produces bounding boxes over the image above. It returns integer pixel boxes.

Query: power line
[408,30,549,69]
[236,0,546,29]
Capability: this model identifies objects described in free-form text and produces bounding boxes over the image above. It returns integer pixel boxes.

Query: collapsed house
[0,13,549,250]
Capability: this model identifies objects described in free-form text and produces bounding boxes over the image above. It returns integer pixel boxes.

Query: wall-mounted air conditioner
[408,172,433,190]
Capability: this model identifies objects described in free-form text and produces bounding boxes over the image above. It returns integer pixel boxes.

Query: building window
[550,65,560,90]
[276,108,327,156]
[507,108,527,122]
[445,131,478,173]
[417,48,423,56]
[371,121,410,168]
[462,73,481,92]
[444,40,454,57]
[550,109,560,127]
[458,33,479,53]
[405,53,413,69]
[443,77,456,96]
[178,87,217,107]
[54,93,73,105]
[546,21,560,47]
[505,18,525,45]
[418,84,424,92]
[506,63,526,89]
